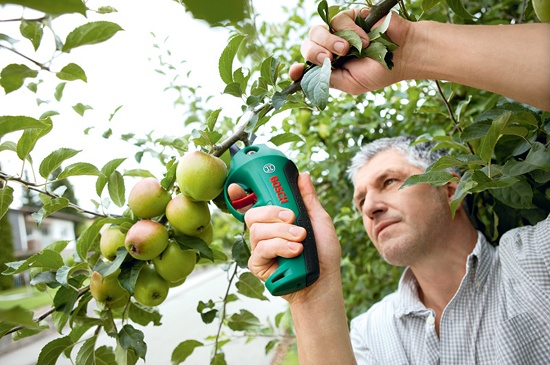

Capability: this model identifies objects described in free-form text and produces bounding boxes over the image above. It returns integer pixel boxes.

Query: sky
[0,0,304,212]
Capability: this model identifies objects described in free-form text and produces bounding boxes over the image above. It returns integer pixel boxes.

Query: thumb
[297,173,330,222]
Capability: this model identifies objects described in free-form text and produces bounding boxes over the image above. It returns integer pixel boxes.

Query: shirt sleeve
[499,213,550,295]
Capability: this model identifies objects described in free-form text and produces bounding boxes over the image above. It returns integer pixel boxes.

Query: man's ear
[445,172,460,204]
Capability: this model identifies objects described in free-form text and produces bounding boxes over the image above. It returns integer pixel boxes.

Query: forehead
[355,149,422,183]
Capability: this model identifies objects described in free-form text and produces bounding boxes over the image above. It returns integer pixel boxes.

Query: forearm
[289,276,356,365]
[406,21,550,111]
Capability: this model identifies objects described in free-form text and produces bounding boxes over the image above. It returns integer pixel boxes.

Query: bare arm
[292,10,550,111]
[408,21,550,111]
[243,174,356,364]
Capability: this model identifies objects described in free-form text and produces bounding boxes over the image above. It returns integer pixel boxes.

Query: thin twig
[0,171,110,218]
[3,285,90,337]
[0,44,49,71]
[434,80,475,154]
[212,263,239,362]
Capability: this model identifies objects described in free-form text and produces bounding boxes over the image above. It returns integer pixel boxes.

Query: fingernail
[334,41,345,54]
[289,226,303,237]
[279,210,292,221]
[317,53,329,64]
[287,241,301,252]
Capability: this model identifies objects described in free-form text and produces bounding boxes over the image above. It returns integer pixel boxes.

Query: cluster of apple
[90,151,228,308]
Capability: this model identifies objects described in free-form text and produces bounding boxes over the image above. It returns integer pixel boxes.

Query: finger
[297,173,333,224]
[248,221,306,250]
[289,63,305,81]
[249,238,304,281]
[244,205,295,227]
[227,183,247,201]
[330,8,370,48]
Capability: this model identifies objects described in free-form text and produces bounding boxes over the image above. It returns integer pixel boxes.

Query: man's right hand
[230,173,343,304]
[289,8,413,95]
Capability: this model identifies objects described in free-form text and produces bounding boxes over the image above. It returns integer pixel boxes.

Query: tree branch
[0,44,49,71]
[0,171,109,218]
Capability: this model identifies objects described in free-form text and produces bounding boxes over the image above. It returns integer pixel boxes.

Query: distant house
[6,206,80,260]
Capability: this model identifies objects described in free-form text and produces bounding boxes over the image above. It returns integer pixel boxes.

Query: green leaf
[0,185,14,220]
[301,57,331,111]
[76,217,133,261]
[260,56,281,86]
[20,20,43,51]
[118,324,147,360]
[224,82,243,98]
[12,320,49,341]
[17,117,53,161]
[55,82,66,101]
[0,0,87,15]
[426,155,485,172]
[128,302,162,327]
[334,30,363,53]
[39,148,81,179]
[115,340,139,365]
[525,142,550,171]
[96,158,126,196]
[3,249,64,275]
[72,103,93,116]
[57,63,87,82]
[0,64,38,93]
[76,335,97,365]
[176,0,246,25]
[489,177,535,209]
[0,306,38,328]
[317,0,331,29]
[479,111,514,163]
[227,309,260,331]
[62,21,123,53]
[236,272,268,301]
[95,346,116,365]
[207,109,222,130]
[219,34,245,85]
[107,170,125,207]
[171,340,203,365]
[32,197,70,225]
[444,0,475,19]
[269,132,304,146]
[37,335,74,365]
[231,236,250,268]
[401,171,459,189]
[176,235,214,261]
[55,262,89,288]
[57,162,102,180]
[119,259,145,295]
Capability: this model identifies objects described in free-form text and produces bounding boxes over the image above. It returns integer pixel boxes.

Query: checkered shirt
[350,214,550,364]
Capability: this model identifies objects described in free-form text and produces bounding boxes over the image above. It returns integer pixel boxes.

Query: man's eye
[384,179,396,186]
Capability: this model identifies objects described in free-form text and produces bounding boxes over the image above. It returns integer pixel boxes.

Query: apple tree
[0,0,549,364]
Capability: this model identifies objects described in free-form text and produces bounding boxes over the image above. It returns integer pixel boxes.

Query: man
[241,136,549,364]
[237,6,550,364]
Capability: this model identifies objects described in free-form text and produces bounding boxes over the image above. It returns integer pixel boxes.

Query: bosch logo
[263,163,276,174]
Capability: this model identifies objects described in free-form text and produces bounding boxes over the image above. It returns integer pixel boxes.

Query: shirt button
[426,315,435,325]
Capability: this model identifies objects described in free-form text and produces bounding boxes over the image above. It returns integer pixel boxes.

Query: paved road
[0,266,289,365]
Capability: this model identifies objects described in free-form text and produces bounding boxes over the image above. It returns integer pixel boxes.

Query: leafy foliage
[0,0,548,364]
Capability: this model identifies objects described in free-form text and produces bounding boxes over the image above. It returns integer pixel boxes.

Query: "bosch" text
[269,176,289,204]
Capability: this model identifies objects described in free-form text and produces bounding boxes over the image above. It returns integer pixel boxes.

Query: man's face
[353,149,453,266]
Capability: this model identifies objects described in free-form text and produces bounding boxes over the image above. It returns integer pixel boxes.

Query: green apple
[153,241,197,282]
[100,226,126,261]
[176,151,227,201]
[168,276,187,288]
[124,220,169,261]
[133,265,169,307]
[165,194,211,236]
[90,270,130,309]
[533,0,550,21]
[128,177,171,218]
[196,223,213,245]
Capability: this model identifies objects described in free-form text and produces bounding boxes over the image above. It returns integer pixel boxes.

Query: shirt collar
[395,231,496,317]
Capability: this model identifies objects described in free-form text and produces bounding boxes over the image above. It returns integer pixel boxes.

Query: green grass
[0,286,56,311]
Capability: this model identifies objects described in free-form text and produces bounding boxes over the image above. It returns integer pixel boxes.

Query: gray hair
[346,136,459,185]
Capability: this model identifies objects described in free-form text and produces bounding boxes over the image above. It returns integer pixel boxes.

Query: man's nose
[362,192,387,218]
